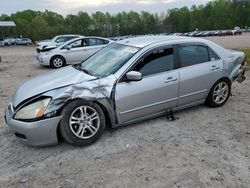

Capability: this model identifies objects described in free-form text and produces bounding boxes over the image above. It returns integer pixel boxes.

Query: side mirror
[126,71,142,81]
[66,45,71,50]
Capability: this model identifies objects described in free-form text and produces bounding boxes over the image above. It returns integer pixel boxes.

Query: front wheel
[206,79,231,107]
[59,100,105,146]
[50,56,65,68]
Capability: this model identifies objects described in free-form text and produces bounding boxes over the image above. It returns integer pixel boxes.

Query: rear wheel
[50,56,65,68]
[59,100,105,146]
[206,79,231,107]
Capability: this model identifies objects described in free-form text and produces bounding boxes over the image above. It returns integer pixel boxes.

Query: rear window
[88,38,109,46]
[179,45,209,67]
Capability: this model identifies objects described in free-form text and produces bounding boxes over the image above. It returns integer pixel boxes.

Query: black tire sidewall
[59,100,105,146]
[206,79,231,107]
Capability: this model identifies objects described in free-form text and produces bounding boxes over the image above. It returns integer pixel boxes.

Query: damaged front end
[5,68,118,146]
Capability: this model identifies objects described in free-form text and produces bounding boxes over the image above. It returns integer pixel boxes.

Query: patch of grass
[233,48,250,71]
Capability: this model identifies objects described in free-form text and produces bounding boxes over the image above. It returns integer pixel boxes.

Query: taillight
[242,57,248,66]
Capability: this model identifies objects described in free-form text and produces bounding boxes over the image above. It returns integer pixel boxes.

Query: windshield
[51,36,57,42]
[78,43,140,77]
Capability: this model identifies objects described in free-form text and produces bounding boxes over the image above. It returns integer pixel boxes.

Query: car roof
[117,36,204,48]
[65,36,111,43]
[57,34,82,37]
[59,36,112,47]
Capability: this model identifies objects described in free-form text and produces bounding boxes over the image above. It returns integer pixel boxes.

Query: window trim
[118,45,178,83]
[176,43,217,68]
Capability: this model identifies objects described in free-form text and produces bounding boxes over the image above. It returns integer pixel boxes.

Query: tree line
[0,0,250,41]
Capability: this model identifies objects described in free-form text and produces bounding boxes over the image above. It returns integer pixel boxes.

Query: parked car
[220,30,233,36]
[5,36,246,146]
[232,29,242,35]
[214,30,222,36]
[202,31,215,37]
[37,36,113,68]
[15,38,32,45]
[4,38,15,46]
[0,38,4,46]
[36,34,82,53]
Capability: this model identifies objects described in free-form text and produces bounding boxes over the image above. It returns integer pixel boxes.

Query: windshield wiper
[73,65,93,76]
[82,68,93,76]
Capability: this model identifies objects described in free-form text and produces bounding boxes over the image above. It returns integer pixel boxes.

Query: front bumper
[4,106,62,146]
[37,54,50,66]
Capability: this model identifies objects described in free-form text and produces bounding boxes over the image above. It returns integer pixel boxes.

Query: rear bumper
[4,106,61,146]
[234,67,246,83]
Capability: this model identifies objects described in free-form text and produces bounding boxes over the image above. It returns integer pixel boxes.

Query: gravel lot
[0,35,250,188]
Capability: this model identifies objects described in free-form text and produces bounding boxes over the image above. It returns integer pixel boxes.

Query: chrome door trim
[119,97,178,115]
[179,89,207,99]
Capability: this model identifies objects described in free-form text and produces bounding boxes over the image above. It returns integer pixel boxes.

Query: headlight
[14,98,51,120]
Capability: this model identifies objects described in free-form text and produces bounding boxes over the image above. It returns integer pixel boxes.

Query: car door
[64,39,87,64]
[177,43,223,106]
[115,46,179,124]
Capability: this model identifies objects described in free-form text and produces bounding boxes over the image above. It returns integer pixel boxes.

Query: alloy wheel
[69,106,100,139]
[213,81,229,104]
[53,58,63,68]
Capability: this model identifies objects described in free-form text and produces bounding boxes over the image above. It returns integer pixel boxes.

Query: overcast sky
[0,0,212,15]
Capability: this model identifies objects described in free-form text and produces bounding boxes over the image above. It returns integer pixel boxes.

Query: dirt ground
[0,35,250,188]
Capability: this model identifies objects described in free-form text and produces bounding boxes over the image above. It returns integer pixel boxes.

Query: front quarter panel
[44,75,118,125]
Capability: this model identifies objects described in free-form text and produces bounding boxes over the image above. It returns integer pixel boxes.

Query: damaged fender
[44,75,118,125]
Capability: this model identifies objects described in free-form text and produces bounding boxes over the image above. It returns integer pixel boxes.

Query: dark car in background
[15,38,32,45]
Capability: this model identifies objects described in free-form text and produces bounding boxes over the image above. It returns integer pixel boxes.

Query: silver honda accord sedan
[4,36,246,146]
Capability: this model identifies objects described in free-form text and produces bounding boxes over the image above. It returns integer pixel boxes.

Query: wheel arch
[56,98,115,130]
[207,77,232,97]
[205,77,232,105]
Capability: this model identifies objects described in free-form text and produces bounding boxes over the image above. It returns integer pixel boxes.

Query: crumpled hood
[12,66,96,107]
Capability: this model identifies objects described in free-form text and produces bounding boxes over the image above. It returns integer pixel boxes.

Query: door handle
[165,77,177,83]
[210,65,220,71]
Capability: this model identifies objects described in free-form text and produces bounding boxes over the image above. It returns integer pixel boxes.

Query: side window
[134,48,174,77]
[70,39,84,48]
[208,48,220,61]
[88,39,108,46]
[179,45,209,67]
[55,37,66,43]
[102,39,110,44]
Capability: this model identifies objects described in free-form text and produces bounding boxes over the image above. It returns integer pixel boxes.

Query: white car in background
[37,36,113,68]
[36,34,82,53]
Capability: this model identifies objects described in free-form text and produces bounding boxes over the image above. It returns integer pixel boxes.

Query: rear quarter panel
[223,50,245,81]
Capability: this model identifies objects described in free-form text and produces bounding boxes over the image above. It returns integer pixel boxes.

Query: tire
[59,100,105,146]
[50,56,65,68]
[206,78,231,107]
